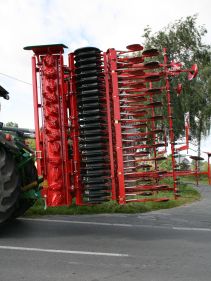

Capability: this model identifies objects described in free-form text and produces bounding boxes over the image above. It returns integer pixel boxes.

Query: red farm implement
[23,43,209,208]
[0,42,209,224]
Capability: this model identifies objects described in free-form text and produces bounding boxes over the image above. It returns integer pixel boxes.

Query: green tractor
[0,85,40,224]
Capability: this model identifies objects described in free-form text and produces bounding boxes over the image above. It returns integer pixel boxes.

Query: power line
[0,72,32,86]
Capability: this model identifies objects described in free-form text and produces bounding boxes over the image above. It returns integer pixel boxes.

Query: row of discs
[116,45,168,201]
[74,47,111,203]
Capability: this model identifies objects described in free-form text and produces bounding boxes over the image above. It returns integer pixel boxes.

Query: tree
[193,65,211,156]
[5,121,18,128]
[142,15,211,155]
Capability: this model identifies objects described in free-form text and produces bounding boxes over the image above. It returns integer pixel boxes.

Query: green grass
[25,184,201,217]
[180,175,209,185]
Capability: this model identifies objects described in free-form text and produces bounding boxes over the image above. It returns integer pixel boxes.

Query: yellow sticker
[43,180,48,188]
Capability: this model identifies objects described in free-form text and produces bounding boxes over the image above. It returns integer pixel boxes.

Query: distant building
[175,155,191,170]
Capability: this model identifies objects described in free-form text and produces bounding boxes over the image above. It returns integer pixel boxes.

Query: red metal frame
[68,53,83,205]
[27,44,72,207]
[206,152,211,185]
[58,53,72,205]
[188,153,211,186]
[103,52,116,200]
[149,82,158,171]
[31,56,42,176]
[107,46,174,204]
[163,48,178,196]
[107,48,126,204]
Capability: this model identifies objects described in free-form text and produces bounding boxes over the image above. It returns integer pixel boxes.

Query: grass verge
[180,175,209,185]
[25,184,201,217]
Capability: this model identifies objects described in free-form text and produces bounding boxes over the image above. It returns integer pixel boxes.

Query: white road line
[20,218,133,227]
[173,227,211,232]
[0,245,129,257]
[20,218,211,232]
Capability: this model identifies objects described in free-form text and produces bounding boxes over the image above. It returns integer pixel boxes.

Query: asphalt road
[0,185,211,281]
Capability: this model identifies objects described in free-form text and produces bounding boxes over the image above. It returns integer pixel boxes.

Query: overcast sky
[0,0,210,155]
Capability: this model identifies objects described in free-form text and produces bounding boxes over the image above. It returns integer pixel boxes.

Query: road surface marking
[0,245,129,257]
[173,226,211,232]
[20,217,133,227]
[20,218,211,232]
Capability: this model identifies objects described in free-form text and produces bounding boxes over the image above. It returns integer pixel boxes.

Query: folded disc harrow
[25,43,200,207]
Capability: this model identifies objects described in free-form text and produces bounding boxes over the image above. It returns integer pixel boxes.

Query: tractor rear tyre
[12,159,38,218]
[0,146,20,224]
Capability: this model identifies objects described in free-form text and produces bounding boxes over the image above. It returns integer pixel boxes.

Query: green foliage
[143,15,210,64]
[26,138,36,150]
[142,15,211,147]
[201,161,208,172]
[159,155,172,171]
[5,121,18,128]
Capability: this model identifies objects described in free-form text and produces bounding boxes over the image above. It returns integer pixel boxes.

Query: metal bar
[103,52,116,200]
[59,53,72,205]
[176,145,188,152]
[149,82,158,171]
[126,197,170,203]
[31,56,42,176]
[163,48,177,197]
[68,53,83,205]
[107,49,126,204]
